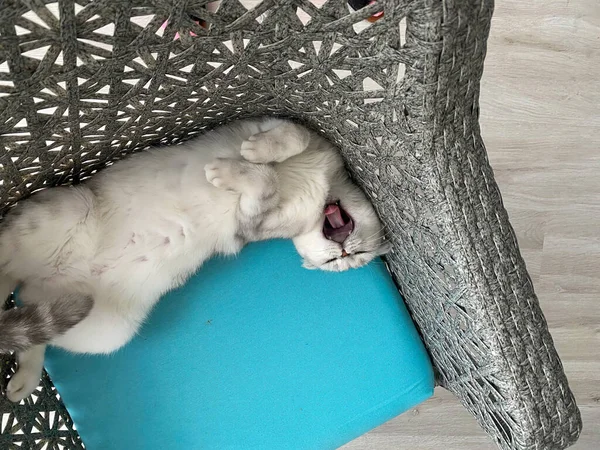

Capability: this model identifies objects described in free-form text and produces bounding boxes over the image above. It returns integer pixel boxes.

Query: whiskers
[355,226,389,249]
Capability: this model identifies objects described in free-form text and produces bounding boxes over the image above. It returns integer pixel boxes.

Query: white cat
[0,118,389,402]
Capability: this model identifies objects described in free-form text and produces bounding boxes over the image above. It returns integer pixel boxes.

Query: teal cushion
[43,240,434,450]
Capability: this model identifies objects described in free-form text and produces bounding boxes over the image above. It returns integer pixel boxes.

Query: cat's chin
[302,260,319,270]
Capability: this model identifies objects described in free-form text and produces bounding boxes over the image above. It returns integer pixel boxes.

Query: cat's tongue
[325,204,345,228]
[323,203,354,244]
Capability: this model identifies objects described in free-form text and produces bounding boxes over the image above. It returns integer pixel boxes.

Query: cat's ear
[302,260,318,270]
[376,241,392,256]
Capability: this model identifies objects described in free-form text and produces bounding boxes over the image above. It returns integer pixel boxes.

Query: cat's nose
[341,249,349,258]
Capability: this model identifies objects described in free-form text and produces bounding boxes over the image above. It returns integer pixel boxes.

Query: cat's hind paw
[6,367,41,403]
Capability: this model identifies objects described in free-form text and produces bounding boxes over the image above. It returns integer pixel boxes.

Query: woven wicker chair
[0,1,582,449]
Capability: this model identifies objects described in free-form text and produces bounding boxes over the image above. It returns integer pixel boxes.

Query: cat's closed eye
[325,250,368,264]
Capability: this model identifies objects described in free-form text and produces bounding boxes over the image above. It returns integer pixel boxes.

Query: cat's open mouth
[323,203,354,243]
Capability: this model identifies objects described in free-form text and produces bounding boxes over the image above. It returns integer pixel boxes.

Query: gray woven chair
[0,1,582,449]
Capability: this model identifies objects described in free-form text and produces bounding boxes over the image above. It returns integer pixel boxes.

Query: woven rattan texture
[0,1,582,449]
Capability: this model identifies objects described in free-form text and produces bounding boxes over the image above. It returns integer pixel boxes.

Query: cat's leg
[205,158,279,219]
[241,122,311,164]
[6,344,46,402]
[51,303,140,354]
[0,291,93,354]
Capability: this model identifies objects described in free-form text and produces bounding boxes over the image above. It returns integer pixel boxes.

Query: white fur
[0,118,388,402]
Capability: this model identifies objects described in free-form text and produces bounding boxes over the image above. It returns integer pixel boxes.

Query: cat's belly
[94,196,239,282]
[50,179,244,353]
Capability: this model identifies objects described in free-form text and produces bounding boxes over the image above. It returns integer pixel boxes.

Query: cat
[0,117,390,402]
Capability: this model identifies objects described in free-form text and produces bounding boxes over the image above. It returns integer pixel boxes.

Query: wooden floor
[343,0,600,449]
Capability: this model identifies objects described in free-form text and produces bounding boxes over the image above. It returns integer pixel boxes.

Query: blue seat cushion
[42,240,434,450]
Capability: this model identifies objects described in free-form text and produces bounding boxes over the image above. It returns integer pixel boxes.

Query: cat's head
[293,188,390,272]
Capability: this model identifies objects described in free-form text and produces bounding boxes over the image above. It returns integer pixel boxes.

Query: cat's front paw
[241,133,279,164]
[205,158,242,191]
[241,127,301,164]
[6,367,41,403]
